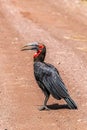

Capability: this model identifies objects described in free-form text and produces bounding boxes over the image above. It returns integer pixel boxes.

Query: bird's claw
[39,105,50,111]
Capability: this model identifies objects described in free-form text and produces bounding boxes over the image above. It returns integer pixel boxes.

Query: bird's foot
[39,105,50,111]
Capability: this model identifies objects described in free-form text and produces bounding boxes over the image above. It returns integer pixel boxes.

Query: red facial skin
[34,44,44,58]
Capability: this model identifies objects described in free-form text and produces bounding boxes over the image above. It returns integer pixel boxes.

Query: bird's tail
[64,96,77,109]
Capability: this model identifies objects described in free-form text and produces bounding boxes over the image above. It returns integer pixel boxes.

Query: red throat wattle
[34,50,42,58]
[34,44,44,58]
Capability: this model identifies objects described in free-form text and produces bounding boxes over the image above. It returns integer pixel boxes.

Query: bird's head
[21,42,46,62]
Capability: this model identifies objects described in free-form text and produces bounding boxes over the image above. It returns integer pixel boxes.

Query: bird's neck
[34,48,46,62]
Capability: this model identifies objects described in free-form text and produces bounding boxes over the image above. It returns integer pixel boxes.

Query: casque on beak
[21,42,39,51]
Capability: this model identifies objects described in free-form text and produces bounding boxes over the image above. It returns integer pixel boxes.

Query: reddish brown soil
[0,0,87,130]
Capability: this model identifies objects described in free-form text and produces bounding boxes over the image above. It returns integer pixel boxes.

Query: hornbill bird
[22,42,77,110]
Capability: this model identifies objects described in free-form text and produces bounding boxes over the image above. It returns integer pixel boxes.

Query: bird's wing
[41,64,69,99]
[44,62,64,84]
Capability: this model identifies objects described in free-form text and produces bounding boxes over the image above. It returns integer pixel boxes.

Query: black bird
[22,42,77,110]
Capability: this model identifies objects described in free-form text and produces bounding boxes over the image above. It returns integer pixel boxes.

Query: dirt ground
[0,0,87,130]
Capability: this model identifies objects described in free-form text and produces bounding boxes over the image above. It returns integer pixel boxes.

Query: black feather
[34,61,77,109]
[64,97,77,109]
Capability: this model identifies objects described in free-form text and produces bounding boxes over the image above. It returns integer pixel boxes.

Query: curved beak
[21,42,39,51]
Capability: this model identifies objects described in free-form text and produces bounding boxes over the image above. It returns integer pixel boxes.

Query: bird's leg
[39,94,50,111]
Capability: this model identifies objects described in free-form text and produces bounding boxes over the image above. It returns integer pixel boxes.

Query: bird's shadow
[47,103,69,110]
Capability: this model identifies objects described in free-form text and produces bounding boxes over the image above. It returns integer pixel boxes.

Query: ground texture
[0,0,87,130]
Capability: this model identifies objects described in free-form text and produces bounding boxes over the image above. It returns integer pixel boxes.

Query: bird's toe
[38,105,50,111]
